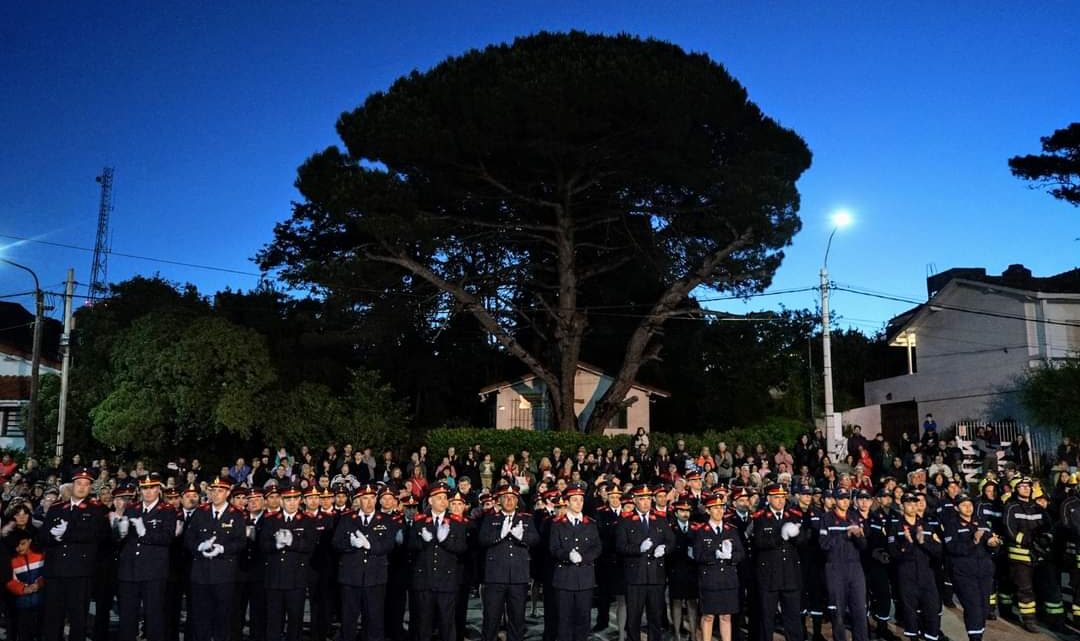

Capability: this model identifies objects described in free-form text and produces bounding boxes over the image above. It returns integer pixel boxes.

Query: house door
[880,400,918,445]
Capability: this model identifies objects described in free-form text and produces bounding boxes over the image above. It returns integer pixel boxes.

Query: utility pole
[56,269,75,460]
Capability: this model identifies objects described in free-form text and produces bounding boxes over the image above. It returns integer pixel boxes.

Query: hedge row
[423,416,809,465]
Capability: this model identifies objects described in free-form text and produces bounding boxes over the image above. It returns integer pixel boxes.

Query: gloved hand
[652,544,666,558]
[781,522,800,540]
[717,538,733,560]
[352,531,371,549]
[420,527,434,542]
[871,548,891,564]
[281,529,293,546]
[510,521,524,541]
[116,516,130,538]
[639,538,654,553]
[394,529,404,545]
[175,521,185,537]
[246,525,256,540]
[437,521,450,542]
[132,517,147,538]
[687,547,695,560]
[210,543,225,557]
[275,529,289,550]
[569,549,583,564]
[50,519,68,541]
[501,516,513,538]
[197,536,216,552]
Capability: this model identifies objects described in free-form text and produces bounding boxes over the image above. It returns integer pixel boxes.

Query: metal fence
[954,419,1061,481]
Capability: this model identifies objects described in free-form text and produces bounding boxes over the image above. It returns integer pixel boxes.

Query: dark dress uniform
[941,508,997,641]
[819,506,868,641]
[615,508,675,641]
[478,509,540,641]
[184,502,249,641]
[724,506,755,641]
[862,505,894,636]
[749,506,809,641]
[974,490,1005,618]
[592,503,623,631]
[38,495,110,641]
[692,520,745,614]
[333,509,398,641]
[167,505,198,641]
[888,512,942,641]
[116,499,178,641]
[794,503,827,639]
[408,511,469,641]
[380,510,410,641]
[260,511,317,641]
[305,509,335,641]
[234,510,268,641]
[548,512,602,641]
[668,518,699,601]
[535,509,557,641]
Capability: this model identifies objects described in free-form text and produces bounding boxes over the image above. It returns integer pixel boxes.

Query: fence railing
[953,419,1060,481]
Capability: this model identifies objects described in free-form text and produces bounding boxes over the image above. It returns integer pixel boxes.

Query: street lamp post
[1,259,43,458]
[821,211,851,459]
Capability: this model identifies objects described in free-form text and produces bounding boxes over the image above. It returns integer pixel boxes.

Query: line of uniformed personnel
[24,466,1080,641]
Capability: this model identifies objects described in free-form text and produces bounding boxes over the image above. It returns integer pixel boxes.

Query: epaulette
[198,504,212,511]
[582,515,592,524]
[158,502,177,511]
[414,514,432,523]
[449,514,466,523]
[87,498,103,507]
[268,511,283,520]
[653,509,667,518]
[751,509,766,519]
[228,505,244,514]
[620,512,638,520]
[724,522,735,531]
[517,511,533,518]
[554,515,568,523]
[691,522,706,531]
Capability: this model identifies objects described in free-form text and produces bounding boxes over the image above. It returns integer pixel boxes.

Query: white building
[854,264,1080,443]
[0,302,62,449]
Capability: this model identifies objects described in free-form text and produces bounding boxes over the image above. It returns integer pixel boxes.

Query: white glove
[510,521,524,541]
[175,521,185,537]
[209,543,225,557]
[781,522,800,540]
[50,519,68,540]
[639,538,654,553]
[569,549,583,564]
[437,522,450,542]
[420,527,434,542]
[500,516,513,538]
[394,529,404,545]
[132,517,147,538]
[687,547,695,560]
[653,544,666,558]
[352,530,371,549]
[282,529,294,546]
[246,525,256,540]
[275,529,289,549]
[717,538,733,560]
[116,516,130,538]
[197,536,216,552]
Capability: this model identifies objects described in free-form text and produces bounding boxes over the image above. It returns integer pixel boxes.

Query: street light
[0,258,43,458]
[821,210,852,460]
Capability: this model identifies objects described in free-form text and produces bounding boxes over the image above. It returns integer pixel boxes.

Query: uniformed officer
[974,479,1006,620]
[593,483,625,634]
[449,490,476,641]
[409,483,469,641]
[1060,473,1080,626]
[184,476,248,641]
[750,483,808,641]
[693,493,744,641]
[864,490,896,641]
[303,486,334,641]
[668,495,700,641]
[615,484,675,641]
[549,483,602,641]
[1003,477,1048,631]
[261,483,317,641]
[478,484,539,641]
[377,488,410,641]
[819,489,868,641]
[167,483,201,641]
[38,467,110,641]
[888,492,942,641]
[334,482,397,641]
[942,493,1000,641]
[792,486,827,641]
[725,487,755,641]
[237,488,268,641]
[116,473,178,641]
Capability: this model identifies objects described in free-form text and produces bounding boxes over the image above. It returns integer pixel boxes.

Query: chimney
[1002,264,1032,282]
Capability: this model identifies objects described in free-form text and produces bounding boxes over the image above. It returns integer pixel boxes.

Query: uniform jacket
[887,515,941,581]
[691,521,744,591]
[408,512,468,591]
[667,519,698,589]
[942,515,997,575]
[183,503,248,584]
[548,513,601,591]
[615,509,675,586]
[819,509,867,564]
[259,511,316,590]
[116,500,178,582]
[333,510,398,587]
[749,507,808,591]
[1003,497,1049,566]
[478,510,540,584]
[38,498,109,578]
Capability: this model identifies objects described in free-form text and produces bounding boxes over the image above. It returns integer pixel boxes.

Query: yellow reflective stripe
[1016,532,1024,544]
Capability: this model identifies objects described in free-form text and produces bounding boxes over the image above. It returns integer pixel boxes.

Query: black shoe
[1022,620,1041,633]
[987,610,997,621]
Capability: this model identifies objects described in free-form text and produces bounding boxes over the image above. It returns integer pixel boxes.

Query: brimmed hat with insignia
[356,483,378,498]
[428,482,452,499]
[139,473,163,489]
[279,483,301,499]
[703,493,725,509]
[629,484,653,498]
[209,477,234,492]
[302,486,320,499]
[672,494,692,511]
[70,467,94,483]
[565,483,587,498]
[764,483,788,497]
[494,484,520,499]
[181,482,200,497]
[164,487,180,500]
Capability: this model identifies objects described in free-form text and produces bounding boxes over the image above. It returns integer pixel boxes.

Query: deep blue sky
[2,3,1078,334]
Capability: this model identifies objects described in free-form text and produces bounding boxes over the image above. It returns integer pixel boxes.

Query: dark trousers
[43,576,92,641]
[897,574,941,639]
[117,580,166,641]
[340,584,386,641]
[557,589,593,641]
[625,584,664,641]
[93,575,116,641]
[1009,562,1036,620]
[411,590,456,641]
[190,582,236,641]
[454,583,469,641]
[234,580,266,641]
[164,580,185,641]
[266,587,306,641]
[953,568,993,637]
[307,573,331,641]
[593,564,614,628]
[826,562,867,641]
[384,579,408,641]
[757,588,802,641]
[481,583,527,641]
[865,560,892,623]
[12,606,41,641]
[542,582,558,641]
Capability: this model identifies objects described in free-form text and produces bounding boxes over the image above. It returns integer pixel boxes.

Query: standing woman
[693,493,744,641]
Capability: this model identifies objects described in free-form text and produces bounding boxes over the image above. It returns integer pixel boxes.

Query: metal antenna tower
[89,167,114,303]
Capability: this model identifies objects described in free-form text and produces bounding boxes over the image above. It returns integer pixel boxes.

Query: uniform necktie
[435,515,442,529]
[286,515,292,523]
[363,515,370,527]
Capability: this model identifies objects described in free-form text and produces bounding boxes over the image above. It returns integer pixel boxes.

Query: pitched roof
[0,301,62,366]
[479,361,671,398]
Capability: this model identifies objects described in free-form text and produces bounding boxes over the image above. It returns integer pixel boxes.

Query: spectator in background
[1011,433,1032,474]
[773,445,793,471]
[928,454,952,480]
[5,529,44,641]
[922,413,938,434]
[633,427,649,450]
[0,454,18,482]
[846,425,869,460]
[406,464,429,499]
[714,442,734,483]
[229,458,251,485]
[1058,437,1076,471]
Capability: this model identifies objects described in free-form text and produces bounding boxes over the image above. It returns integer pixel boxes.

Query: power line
[0,232,262,277]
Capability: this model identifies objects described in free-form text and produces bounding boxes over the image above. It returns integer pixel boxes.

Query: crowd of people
[0,421,1074,641]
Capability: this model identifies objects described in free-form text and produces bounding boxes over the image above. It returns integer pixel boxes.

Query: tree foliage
[1020,358,1080,437]
[1009,122,1080,206]
[259,31,812,433]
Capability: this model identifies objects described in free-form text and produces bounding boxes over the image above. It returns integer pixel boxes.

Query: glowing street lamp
[821,210,852,456]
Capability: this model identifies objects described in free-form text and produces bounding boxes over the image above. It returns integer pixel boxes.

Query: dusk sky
[2,3,1077,335]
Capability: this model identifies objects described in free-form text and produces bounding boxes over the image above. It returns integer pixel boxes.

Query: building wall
[491,369,653,433]
[865,282,1079,430]
[0,355,59,377]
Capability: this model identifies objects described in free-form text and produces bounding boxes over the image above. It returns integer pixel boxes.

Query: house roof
[479,361,671,398]
[0,301,62,366]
